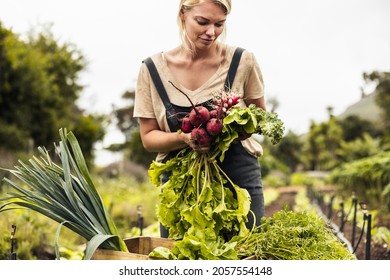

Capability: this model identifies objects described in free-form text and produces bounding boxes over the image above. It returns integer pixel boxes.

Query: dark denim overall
[144,48,264,238]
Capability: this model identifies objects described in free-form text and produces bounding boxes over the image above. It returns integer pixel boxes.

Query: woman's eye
[197,21,208,26]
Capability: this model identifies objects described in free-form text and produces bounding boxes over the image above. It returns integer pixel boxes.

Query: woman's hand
[182,132,210,154]
[232,131,252,144]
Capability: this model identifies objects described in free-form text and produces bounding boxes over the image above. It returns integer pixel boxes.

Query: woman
[134,0,266,237]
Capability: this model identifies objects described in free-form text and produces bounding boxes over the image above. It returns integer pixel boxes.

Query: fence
[8,224,17,260]
[307,187,372,260]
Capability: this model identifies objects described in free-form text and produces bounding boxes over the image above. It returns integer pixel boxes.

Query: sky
[1,0,390,165]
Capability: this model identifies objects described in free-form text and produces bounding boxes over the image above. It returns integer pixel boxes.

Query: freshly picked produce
[149,86,354,260]
[169,82,284,160]
[234,209,356,260]
[148,88,286,259]
[0,128,128,259]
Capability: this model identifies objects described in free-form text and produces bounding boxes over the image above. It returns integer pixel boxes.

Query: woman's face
[182,1,227,50]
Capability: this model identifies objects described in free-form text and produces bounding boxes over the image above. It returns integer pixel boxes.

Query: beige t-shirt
[134,45,265,162]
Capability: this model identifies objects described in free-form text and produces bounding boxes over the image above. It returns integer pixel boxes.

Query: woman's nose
[205,25,215,36]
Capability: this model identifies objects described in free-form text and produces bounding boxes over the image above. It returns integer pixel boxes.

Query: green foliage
[259,144,289,178]
[262,188,280,206]
[337,115,381,142]
[337,133,382,162]
[290,172,314,187]
[95,176,159,238]
[110,89,157,168]
[262,173,288,188]
[303,117,343,171]
[0,22,104,163]
[0,122,29,151]
[290,172,327,189]
[113,90,138,137]
[219,104,284,161]
[1,129,128,259]
[148,105,285,259]
[265,130,303,173]
[0,206,84,260]
[259,144,290,187]
[329,151,390,212]
[126,129,157,168]
[0,172,159,260]
[372,226,390,247]
[364,71,390,124]
[72,114,107,167]
[297,71,390,219]
[149,150,251,259]
[235,209,355,260]
[364,71,390,146]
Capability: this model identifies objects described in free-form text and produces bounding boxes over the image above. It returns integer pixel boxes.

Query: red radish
[206,118,223,136]
[231,94,240,105]
[181,117,192,133]
[191,127,211,145]
[189,106,210,127]
[169,81,210,127]
[209,109,218,119]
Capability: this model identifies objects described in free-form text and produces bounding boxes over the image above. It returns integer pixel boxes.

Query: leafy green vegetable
[149,104,355,260]
[0,128,128,259]
[148,104,285,259]
[149,149,251,259]
[217,104,285,161]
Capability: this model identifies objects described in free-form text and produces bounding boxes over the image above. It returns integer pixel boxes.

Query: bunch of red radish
[180,90,240,146]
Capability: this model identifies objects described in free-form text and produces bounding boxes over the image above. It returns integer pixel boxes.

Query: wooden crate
[91,237,175,260]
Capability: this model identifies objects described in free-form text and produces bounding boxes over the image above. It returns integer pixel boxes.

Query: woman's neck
[181,42,222,62]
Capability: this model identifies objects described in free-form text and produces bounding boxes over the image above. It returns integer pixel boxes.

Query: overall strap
[224,47,245,91]
[143,57,179,131]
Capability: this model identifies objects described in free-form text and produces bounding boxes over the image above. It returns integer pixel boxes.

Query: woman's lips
[199,37,214,44]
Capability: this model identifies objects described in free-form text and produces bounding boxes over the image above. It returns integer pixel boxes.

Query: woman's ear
[179,8,186,22]
[180,7,186,17]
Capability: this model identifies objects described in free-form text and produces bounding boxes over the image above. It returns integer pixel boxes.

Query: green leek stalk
[0,128,128,259]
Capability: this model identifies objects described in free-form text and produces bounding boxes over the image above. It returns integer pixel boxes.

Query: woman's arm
[139,118,187,152]
[245,96,266,111]
[139,117,210,153]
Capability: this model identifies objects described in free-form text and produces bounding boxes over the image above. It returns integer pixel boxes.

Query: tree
[72,114,106,165]
[337,133,382,162]
[363,71,390,147]
[111,89,156,168]
[113,90,138,142]
[337,115,380,142]
[302,116,343,171]
[267,130,303,173]
[0,22,104,164]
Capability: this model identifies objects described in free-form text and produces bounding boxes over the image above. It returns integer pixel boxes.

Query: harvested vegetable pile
[148,89,354,260]
[235,209,356,260]
[148,90,286,259]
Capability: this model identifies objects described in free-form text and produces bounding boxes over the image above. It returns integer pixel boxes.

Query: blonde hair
[177,0,232,53]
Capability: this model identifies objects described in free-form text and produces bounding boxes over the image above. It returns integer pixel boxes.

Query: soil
[264,186,299,217]
[264,186,390,260]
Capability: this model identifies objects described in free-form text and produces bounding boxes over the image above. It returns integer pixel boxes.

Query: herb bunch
[235,209,356,260]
